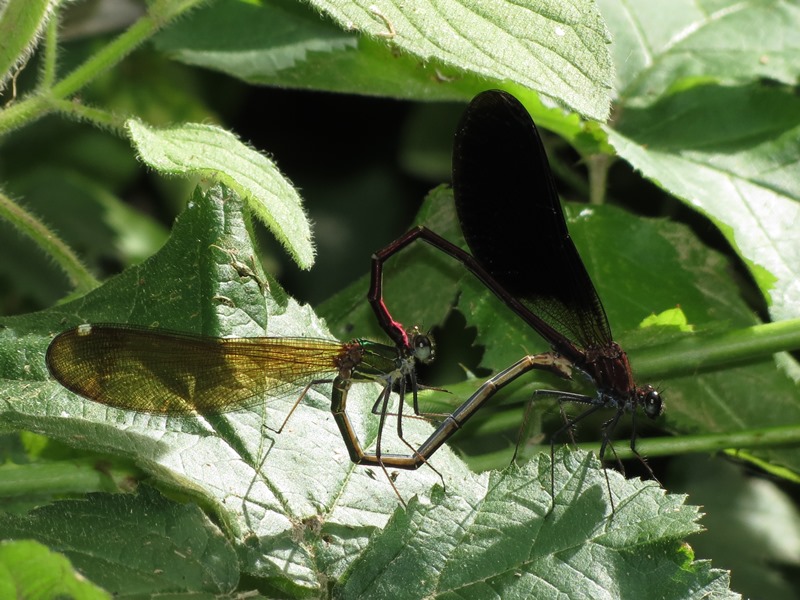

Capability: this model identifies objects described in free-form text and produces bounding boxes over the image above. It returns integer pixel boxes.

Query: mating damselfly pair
[47,91,663,505]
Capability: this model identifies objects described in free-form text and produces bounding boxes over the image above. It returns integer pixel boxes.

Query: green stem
[0,0,205,133]
[431,320,800,432]
[436,320,800,470]
[463,424,800,472]
[586,152,610,205]
[50,0,210,99]
[579,424,800,459]
[39,8,59,90]
[633,319,800,380]
[0,191,97,292]
[0,460,140,497]
[50,16,158,100]
[0,94,50,133]
[52,98,126,132]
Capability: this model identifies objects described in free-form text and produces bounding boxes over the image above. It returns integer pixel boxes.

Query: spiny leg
[393,371,446,490]
[374,379,409,505]
[268,378,333,434]
[625,408,661,487]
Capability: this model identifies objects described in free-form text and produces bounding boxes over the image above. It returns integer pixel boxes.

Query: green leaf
[608,84,800,324]
[599,0,800,103]
[0,185,726,596]
[126,119,315,269]
[314,0,613,119]
[154,0,614,120]
[0,487,236,597]
[0,183,472,592]
[154,0,357,77]
[339,452,733,600]
[0,539,109,600]
[0,0,55,90]
[669,456,800,600]
[592,0,800,324]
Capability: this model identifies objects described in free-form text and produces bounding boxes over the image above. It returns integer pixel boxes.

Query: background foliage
[1,0,799,598]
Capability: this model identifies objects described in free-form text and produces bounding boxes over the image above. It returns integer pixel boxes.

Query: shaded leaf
[609,84,800,324]
[595,0,800,324]
[599,0,800,102]
[0,487,238,598]
[155,0,613,119]
[127,119,314,269]
[669,456,800,600]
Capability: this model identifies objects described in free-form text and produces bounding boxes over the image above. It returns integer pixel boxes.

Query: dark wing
[452,90,612,352]
[45,324,345,414]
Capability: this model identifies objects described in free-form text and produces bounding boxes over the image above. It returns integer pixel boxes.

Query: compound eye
[412,334,435,364]
[641,386,663,419]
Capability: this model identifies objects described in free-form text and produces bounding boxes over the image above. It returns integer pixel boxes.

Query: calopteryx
[46,321,570,500]
[45,322,437,496]
[368,90,663,505]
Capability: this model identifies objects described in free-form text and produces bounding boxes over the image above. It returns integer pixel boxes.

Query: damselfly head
[406,327,435,364]
[638,385,663,419]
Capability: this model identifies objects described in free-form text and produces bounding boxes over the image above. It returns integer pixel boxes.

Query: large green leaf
[0,487,236,598]
[599,0,800,102]
[0,184,457,589]
[154,0,614,120]
[596,0,800,324]
[338,451,733,600]
[0,185,731,596]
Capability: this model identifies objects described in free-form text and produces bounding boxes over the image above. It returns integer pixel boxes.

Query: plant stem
[50,16,158,100]
[633,319,800,380]
[0,0,205,133]
[430,320,800,431]
[584,424,800,460]
[52,98,125,133]
[39,9,59,90]
[463,424,800,472]
[0,190,97,292]
[0,460,140,497]
[0,0,205,290]
[587,152,610,205]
